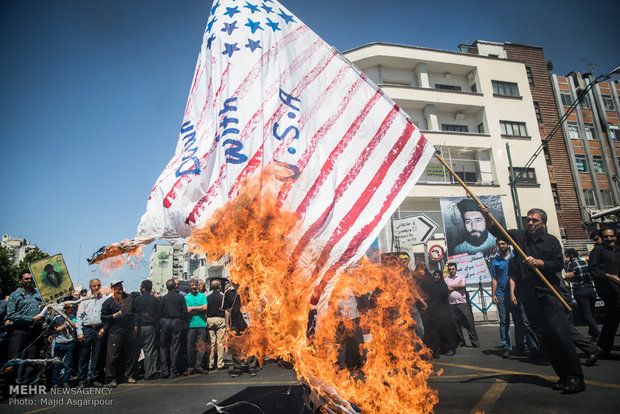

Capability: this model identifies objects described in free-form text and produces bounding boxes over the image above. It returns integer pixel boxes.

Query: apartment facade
[343,43,561,265]
[149,244,174,294]
[463,41,586,242]
[550,72,620,233]
[149,242,230,293]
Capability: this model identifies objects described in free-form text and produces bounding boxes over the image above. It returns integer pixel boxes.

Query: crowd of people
[382,207,618,396]
[0,275,256,391]
[0,207,618,397]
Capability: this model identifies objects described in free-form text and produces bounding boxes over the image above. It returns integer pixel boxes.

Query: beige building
[343,43,561,266]
[149,244,177,294]
[1,234,38,265]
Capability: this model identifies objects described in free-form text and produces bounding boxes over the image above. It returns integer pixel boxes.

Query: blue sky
[1,0,618,292]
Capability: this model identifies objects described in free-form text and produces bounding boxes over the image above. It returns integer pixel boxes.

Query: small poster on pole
[28,254,74,304]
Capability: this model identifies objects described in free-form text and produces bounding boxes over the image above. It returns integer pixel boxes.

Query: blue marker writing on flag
[217,97,248,164]
[273,88,300,154]
[175,121,201,177]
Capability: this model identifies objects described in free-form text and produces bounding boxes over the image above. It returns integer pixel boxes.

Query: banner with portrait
[28,254,74,304]
[440,195,506,284]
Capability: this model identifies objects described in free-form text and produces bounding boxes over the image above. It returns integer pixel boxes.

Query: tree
[0,245,16,296]
[0,247,49,296]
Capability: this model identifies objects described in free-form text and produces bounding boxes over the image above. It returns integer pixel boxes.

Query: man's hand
[511,295,518,306]
[605,273,620,285]
[492,294,498,305]
[564,271,575,279]
[523,256,543,269]
[113,311,123,319]
[419,299,428,311]
[32,314,44,322]
[98,328,105,338]
[132,326,138,338]
[77,334,85,342]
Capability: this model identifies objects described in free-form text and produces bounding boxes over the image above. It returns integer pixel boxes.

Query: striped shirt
[567,258,594,289]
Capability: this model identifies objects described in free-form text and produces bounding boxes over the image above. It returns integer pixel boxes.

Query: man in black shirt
[224,283,257,377]
[133,280,161,380]
[482,206,585,394]
[101,280,136,387]
[588,228,620,356]
[159,279,188,378]
[206,279,226,370]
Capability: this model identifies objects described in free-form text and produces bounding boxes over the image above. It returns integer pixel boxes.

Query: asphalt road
[2,324,619,414]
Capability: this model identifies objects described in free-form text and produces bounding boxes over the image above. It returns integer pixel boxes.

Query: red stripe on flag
[184,57,205,120]
[274,71,363,203]
[162,28,311,211]
[310,131,429,305]
[311,120,414,275]
[289,106,400,271]
[185,48,339,223]
[286,90,382,213]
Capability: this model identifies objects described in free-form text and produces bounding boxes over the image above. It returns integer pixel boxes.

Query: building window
[435,84,462,91]
[500,120,528,137]
[510,167,537,185]
[544,146,552,165]
[602,95,615,111]
[471,83,477,93]
[526,66,534,86]
[567,122,579,139]
[560,93,573,107]
[534,102,543,122]
[441,124,469,133]
[551,184,561,210]
[492,80,519,97]
[577,91,590,108]
[575,154,589,172]
[592,155,606,173]
[477,123,485,133]
[583,189,596,207]
[584,123,597,140]
[600,190,614,207]
[610,127,619,142]
[420,147,491,185]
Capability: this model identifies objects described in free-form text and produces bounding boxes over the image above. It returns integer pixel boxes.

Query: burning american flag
[91,1,439,412]
[136,0,434,310]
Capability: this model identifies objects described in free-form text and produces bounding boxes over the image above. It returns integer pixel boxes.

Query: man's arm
[491,277,498,304]
[509,277,518,306]
[541,235,564,274]
[76,302,86,340]
[5,294,18,322]
[225,309,231,331]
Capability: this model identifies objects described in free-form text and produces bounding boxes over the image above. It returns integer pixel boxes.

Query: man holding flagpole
[482,206,585,394]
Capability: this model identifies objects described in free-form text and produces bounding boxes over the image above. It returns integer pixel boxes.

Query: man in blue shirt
[6,271,45,385]
[491,239,539,358]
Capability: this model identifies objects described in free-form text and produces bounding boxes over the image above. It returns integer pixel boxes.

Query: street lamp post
[508,66,620,229]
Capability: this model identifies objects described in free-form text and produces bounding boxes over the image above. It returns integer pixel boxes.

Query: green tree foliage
[0,245,16,297]
[0,247,49,297]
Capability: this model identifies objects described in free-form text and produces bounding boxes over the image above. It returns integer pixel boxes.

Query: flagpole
[433,150,571,312]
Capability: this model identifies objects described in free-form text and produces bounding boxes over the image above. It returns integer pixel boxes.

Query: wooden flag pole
[433,151,572,312]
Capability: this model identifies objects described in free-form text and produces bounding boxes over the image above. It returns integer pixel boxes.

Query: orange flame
[189,177,438,413]
[92,240,147,275]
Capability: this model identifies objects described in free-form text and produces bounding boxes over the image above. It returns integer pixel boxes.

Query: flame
[189,177,438,413]
[91,239,147,275]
